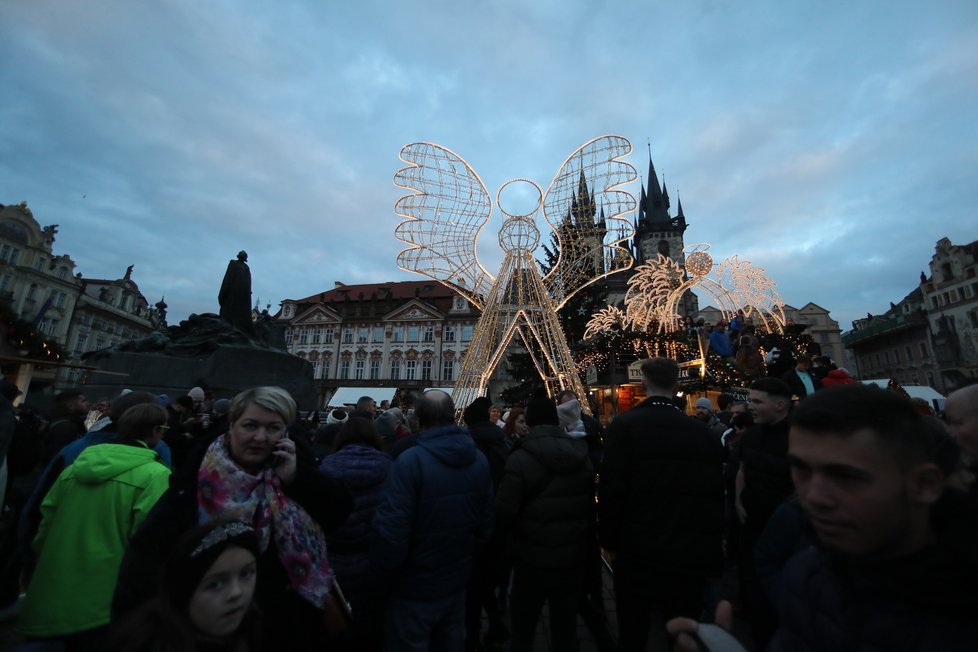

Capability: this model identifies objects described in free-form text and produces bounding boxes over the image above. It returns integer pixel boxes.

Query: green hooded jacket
[17,442,170,637]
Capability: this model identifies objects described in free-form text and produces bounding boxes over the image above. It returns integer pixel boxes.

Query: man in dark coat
[598,357,724,652]
[371,390,494,652]
[40,390,88,465]
[496,395,594,652]
[780,353,821,400]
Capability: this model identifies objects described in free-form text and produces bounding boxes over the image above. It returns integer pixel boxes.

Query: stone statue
[219,251,254,335]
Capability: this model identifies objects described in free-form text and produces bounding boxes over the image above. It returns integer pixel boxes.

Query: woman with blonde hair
[115,387,352,652]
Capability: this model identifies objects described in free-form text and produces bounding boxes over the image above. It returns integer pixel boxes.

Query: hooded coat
[370,424,494,600]
[495,424,594,568]
[17,442,169,637]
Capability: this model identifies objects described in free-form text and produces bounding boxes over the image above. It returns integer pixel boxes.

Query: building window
[34,257,44,271]
[893,348,900,363]
[355,360,365,380]
[311,328,321,344]
[444,326,455,342]
[421,359,432,380]
[390,359,400,380]
[343,328,353,344]
[324,327,333,344]
[74,332,88,355]
[970,311,978,329]
[26,284,37,301]
[391,326,403,343]
[340,359,351,379]
[423,326,434,342]
[299,328,308,345]
[371,326,384,342]
[357,327,368,344]
[926,371,935,387]
[407,326,420,342]
[285,329,293,345]
[462,324,473,341]
[919,342,929,359]
[884,351,890,364]
[405,360,417,380]
[370,359,380,380]
[0,275,10,292]
[911,372,919,384]
[905,345,913,361]
[442,359,454,381]
[57,267,68,280]
[321,361,329,380]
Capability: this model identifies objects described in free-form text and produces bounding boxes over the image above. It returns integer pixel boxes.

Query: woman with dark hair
[105,520,263,652]
[318,417,392,651]
[503,407,529,450]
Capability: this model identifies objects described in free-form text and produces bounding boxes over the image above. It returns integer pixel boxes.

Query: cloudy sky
[1,0,976,331]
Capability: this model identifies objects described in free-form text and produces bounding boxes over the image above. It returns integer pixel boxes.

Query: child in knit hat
[105,521,262,651]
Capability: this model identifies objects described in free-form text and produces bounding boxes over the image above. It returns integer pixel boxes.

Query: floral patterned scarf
[197,434,333,608]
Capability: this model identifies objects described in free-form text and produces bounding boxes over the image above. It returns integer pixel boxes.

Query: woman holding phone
[116,386,353,652]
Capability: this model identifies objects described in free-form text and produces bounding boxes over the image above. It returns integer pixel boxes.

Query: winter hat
[187,387,205,401]
[695,398,714,411]
[525,396,558,428]
[386,407,404,426]
[326,408,349,426]
[163,520,260,610]
[158,394,170,407]
[556,399,581,431]
[212,398,230,417]
[463,396,493,426]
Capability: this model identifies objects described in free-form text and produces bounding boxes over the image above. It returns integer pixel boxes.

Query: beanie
[525,396,558,428]
[695,397,714,411]
[556,398,581,431]
[463,396,493,426]
[163,521,260,610]
[212,398,230,417]
[188,387,205,401]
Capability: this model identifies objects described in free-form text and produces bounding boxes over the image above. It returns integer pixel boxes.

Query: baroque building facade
[842,237,978,394]
[0,202,160,394]
[278,280,499,406]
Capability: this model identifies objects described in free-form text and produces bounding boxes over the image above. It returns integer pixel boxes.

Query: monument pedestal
[83,345,315,408]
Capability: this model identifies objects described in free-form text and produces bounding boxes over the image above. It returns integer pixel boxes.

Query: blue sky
[1,0,976,330]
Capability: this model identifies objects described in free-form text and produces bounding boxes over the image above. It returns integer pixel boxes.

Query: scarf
[197,434,333,608]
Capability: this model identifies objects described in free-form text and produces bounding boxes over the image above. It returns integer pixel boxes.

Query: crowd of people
[0,358,973,651]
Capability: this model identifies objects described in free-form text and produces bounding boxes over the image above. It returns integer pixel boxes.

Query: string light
[393,135,638,411]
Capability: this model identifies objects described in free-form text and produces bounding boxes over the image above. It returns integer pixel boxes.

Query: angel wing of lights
[583,305,627,341]
[393,142,495,309]
[541,135,638,310]
[623,254,685,332]
[714,256,786,330]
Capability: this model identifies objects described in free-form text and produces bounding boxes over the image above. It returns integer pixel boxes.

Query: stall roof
[327,387,397,407]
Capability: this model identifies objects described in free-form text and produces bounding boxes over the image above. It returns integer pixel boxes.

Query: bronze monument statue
[219,250,254,335]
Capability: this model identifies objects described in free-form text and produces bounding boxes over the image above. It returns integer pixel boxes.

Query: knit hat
[188,387,205,401]
[463,396,493,426]
[386,407,404,426]
[163,520,260,610]
[212,398,230,417]
[525,396,558,428]
[326,408,348,426]
[695,397,714,411]
[556,398,581,430]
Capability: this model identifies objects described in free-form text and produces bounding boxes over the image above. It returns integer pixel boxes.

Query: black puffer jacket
[495,424,594,568]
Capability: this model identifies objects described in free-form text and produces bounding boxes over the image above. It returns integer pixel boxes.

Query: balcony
[842,313,929,348]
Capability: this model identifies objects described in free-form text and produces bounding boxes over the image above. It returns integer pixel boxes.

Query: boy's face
[788,426,937,558]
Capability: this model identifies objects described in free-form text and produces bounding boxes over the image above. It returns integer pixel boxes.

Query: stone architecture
[918,237,978,390]
[843,288,942,391]
[607,154,699,317]
[278,280,507,406]
[59,268,160,387]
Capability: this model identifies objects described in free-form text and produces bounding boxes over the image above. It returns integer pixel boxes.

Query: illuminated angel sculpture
[394,135,637,410]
